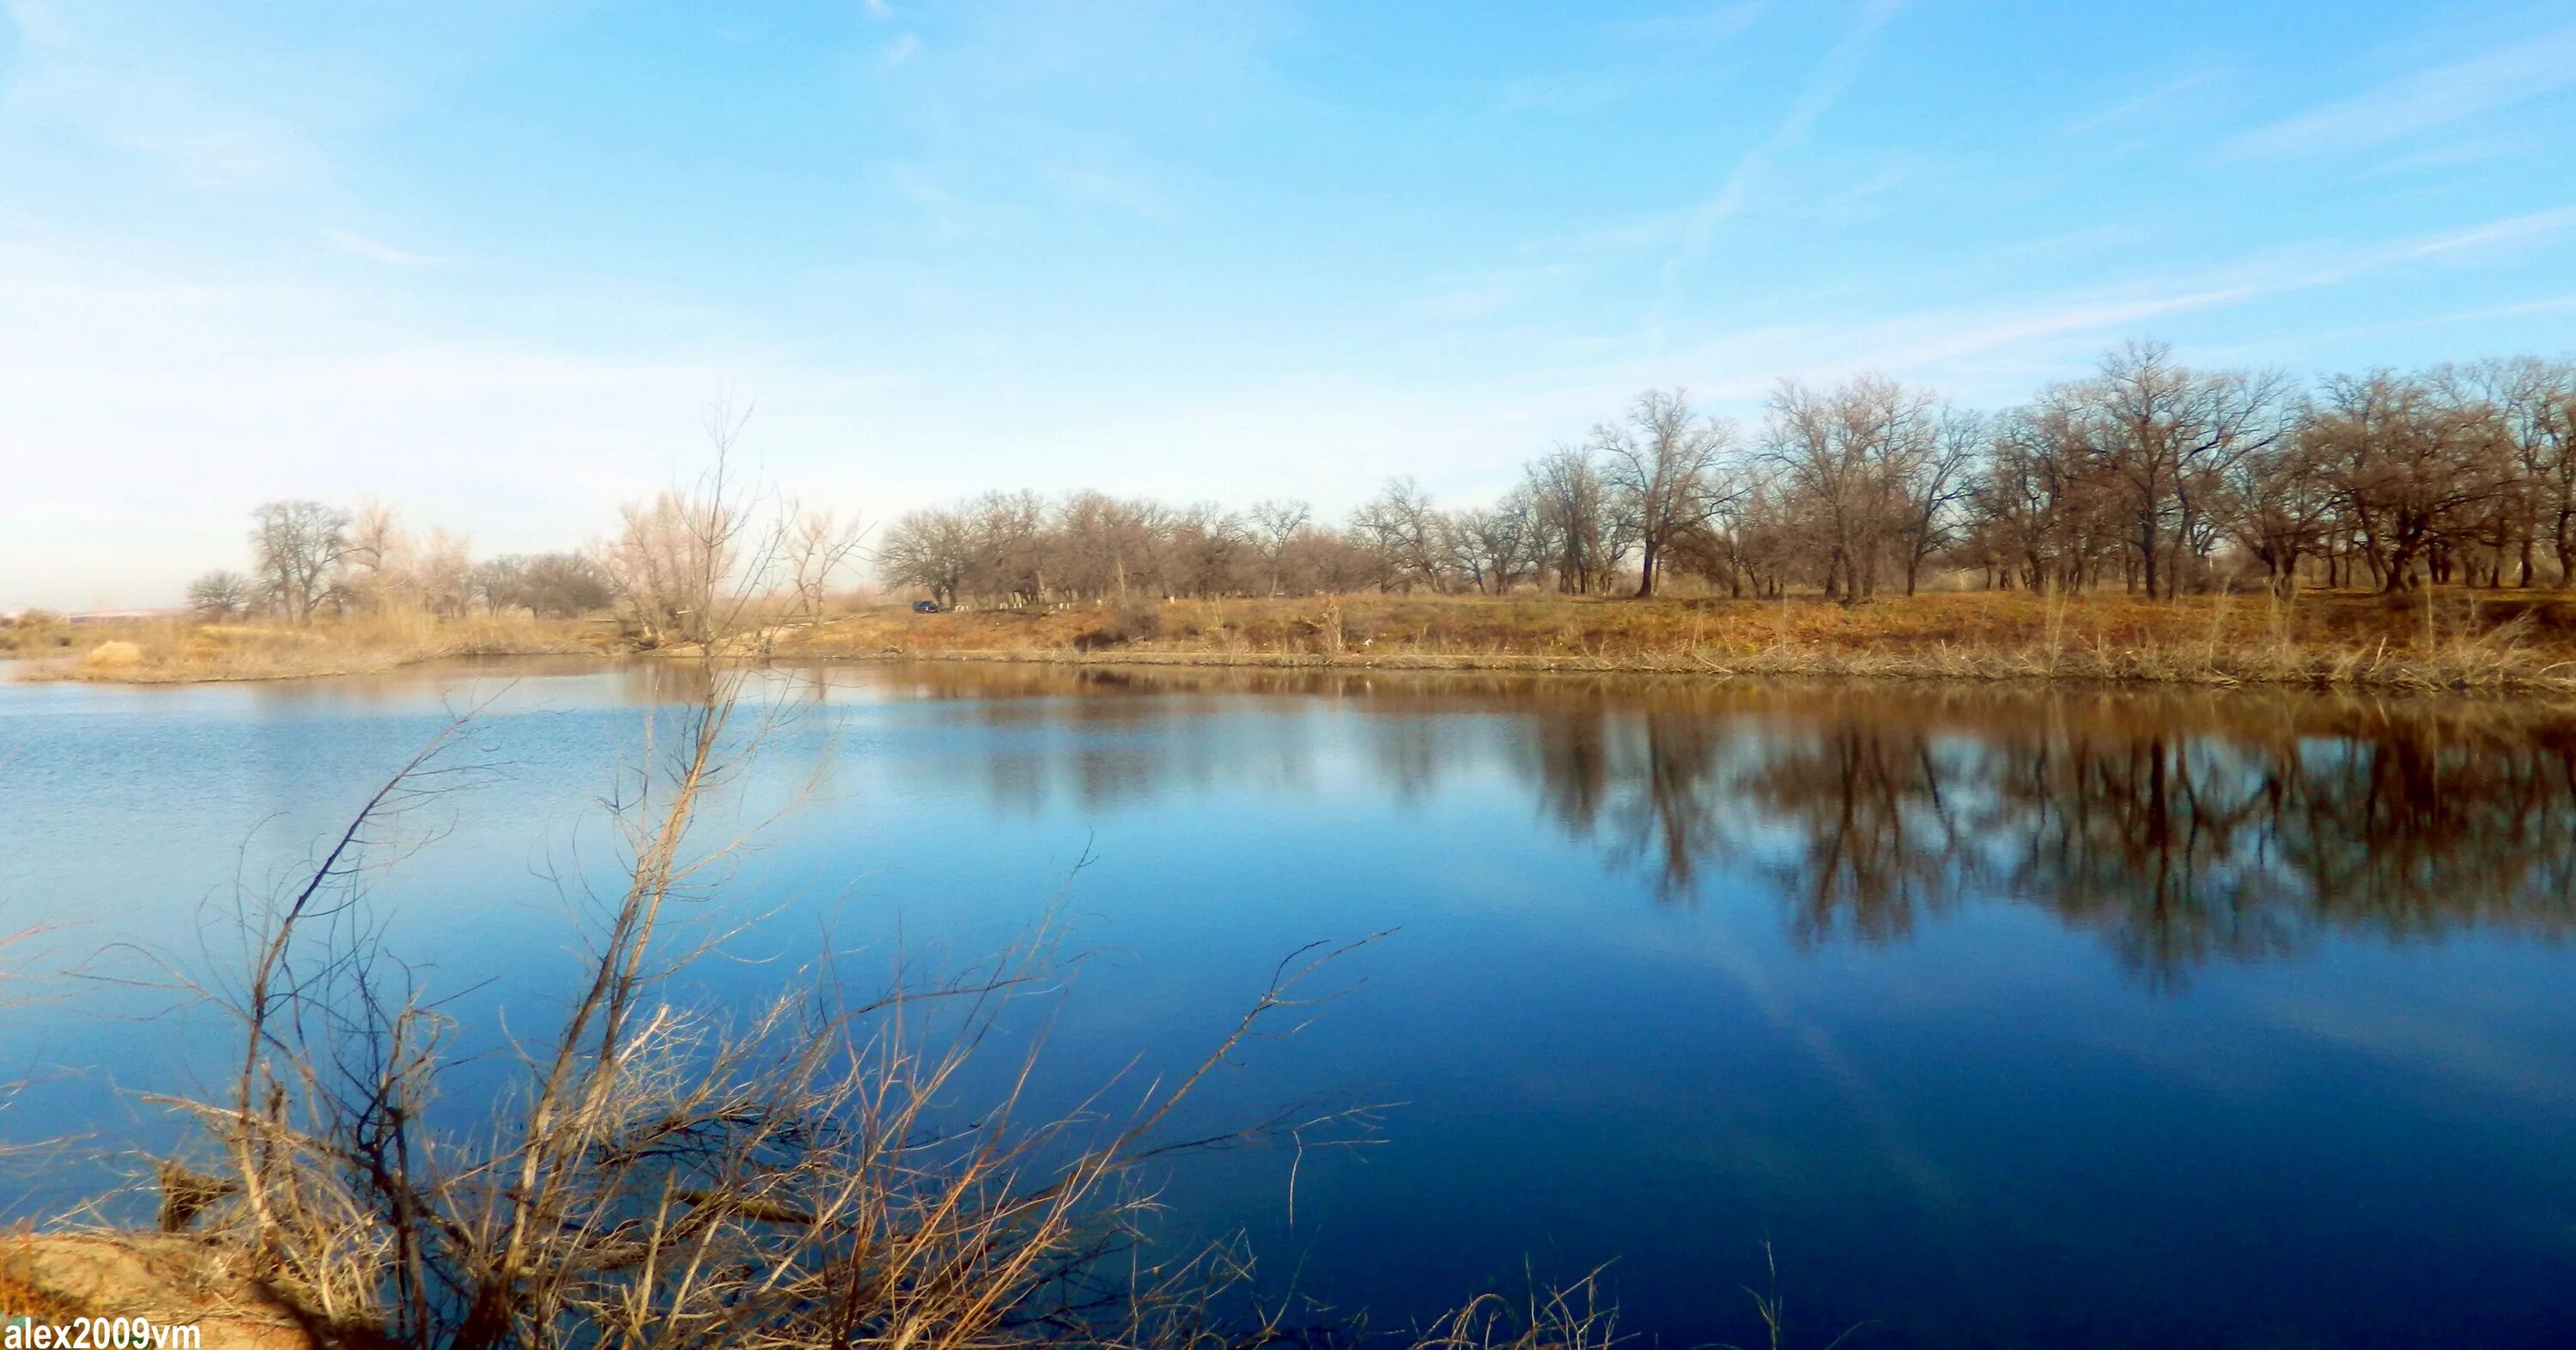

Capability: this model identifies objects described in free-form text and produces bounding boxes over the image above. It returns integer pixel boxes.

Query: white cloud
[1614,2,1768,45]
[1661,0,1908,289]
[6,0,72,46]
[2061,70,2223,137]
[3,64,321,188]
[2227,24,2576,158]
[321,228,448,268]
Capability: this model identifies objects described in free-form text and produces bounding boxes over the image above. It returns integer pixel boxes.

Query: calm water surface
[4,661,2574,1348]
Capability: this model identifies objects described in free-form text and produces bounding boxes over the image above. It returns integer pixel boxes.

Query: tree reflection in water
[1510,686,2576,986]
[828,664,2576,988]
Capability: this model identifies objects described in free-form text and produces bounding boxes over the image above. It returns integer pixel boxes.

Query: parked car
[911,599,942,613]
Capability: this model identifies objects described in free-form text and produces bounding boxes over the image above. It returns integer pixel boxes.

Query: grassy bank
[21,591,2576,694]
[766,590,2576,694]
[9,613,618,684]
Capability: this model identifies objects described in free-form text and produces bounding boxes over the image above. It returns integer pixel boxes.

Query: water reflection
[10,660,2576,1344]
[820,666,2576,986]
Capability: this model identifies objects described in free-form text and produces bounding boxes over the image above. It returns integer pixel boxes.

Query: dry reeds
[15,613,609,685]
[769,590,2576,694]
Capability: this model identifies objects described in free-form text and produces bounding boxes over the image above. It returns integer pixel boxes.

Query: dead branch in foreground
[157,444,1387,1350]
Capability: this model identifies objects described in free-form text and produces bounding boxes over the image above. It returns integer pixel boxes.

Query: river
[4,660,2573,1347]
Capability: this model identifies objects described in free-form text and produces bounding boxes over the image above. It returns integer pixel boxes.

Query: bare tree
[252,500,353,625]
[186,569,253,621]
[1761,376,1941,605]
[1350,477,1450,592]
[1964,397,2120,593]
[1523,443,1631,594]
[878,507,975,609]
[781,504,869,620]
[521,552,613,617]
[1896,406,1981,596]
[341,500,410,612]
[599,402,776,645]
[1248,498,1312,595]
[413,528,475,618]
[963,490,1050,607]
[1595,389,1736,597]
[2457,356,2576,586]
[1163,503,1253,598]
[1449,488,1543,595]
[2221,420,2338,597]
[2309,371,2504,593]
[2086,342,2291,599]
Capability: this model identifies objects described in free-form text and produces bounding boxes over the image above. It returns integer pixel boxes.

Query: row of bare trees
[182,418,864,638]
[182,342,2576,623]
[882,342,2575,607]
[878,492,1387,611]
[188,501,615,625]
[876,392,1744,608]
[1959,346,2576,597]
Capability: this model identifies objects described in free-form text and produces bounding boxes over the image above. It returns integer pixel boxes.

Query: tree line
[188,501,617,623]
[182,340,2576,625]
[882,341,2576,607]
[185,426,866,646]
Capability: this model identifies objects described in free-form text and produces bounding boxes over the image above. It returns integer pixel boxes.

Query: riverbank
[8,615,617,684]
[18,592,2576,694]
[763,591,2576,694]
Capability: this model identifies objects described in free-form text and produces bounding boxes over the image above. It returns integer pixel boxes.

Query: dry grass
[0,1235,94,1321]
[12,613,617,685]
[768,589,2576,694]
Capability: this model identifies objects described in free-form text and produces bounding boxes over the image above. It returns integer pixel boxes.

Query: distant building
[66,609,185,623]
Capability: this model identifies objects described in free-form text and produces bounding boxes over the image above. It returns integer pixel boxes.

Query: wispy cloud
[1661,0,1907,289]
[3,63,319,188]
[321,228,447,268]
[1520,201,2576,414]
[1866,204,2576,366]
[1408,262,1583,320]
[2061,70,2222,137]
[1614,2,1768,45]
[5,0,72,47]
[885,162,998,240]
[1039,164,1167,218]
[2227,23,2576,158]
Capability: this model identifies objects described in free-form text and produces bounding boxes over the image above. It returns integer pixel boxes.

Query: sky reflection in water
[3,661,2573,1348]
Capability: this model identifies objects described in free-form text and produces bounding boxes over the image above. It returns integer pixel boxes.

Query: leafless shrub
[153,449,1384,1350]
[600,400,781,649]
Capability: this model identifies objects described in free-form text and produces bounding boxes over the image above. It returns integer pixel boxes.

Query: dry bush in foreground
[137,447,1387,1350]
[157,663,1376,1350]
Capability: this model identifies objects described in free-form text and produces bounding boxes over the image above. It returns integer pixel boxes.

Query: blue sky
[3,0,2573,608]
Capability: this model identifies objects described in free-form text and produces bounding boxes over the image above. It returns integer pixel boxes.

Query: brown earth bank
[3,615,620,685]
[757,590,2576,694]
[0,1234,383,1350]
[14,591,2576,694]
